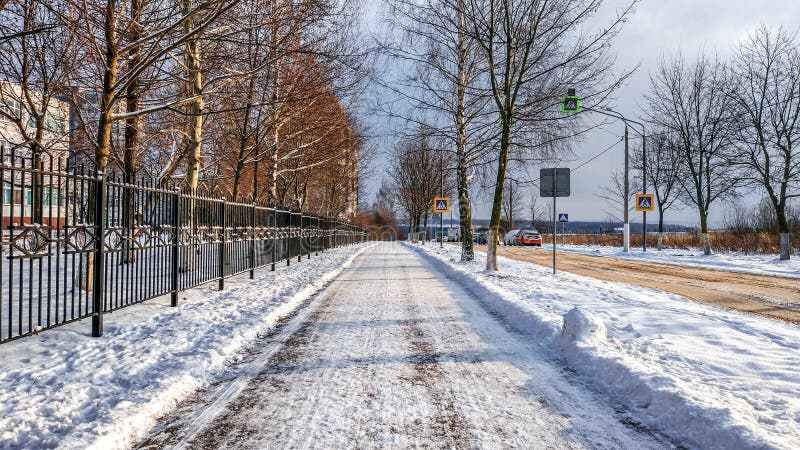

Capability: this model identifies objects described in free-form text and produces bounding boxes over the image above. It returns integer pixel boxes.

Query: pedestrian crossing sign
[433,197,450,213]
[635,194,655,212]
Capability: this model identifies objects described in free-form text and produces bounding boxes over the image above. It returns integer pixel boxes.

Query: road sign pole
[552,169,557,275]
[642,131,647,253]
[440,211,443,248]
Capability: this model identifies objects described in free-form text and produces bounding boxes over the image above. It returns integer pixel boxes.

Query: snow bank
[560,307,607,344]
[0,243,372,450]
[541,243,800,279]
[410,243,800,450]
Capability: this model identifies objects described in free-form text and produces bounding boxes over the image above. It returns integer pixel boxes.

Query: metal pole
[218,201,226,291]
[552,169,557,275]
[91,171,106,337]
[271,208,276,271]
[440,148,444,248]
[170,191,180,306]
[623,126,630,253]
[642,130,647,252]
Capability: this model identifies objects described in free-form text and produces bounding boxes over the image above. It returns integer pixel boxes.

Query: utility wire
[572,136,625,172]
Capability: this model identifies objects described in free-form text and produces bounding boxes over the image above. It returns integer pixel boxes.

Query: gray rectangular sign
[539,168,570,197]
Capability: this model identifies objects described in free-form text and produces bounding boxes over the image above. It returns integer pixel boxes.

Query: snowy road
[481,244,800,324]
[140,242,670,449]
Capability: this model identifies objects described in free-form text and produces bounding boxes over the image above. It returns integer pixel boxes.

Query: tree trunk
[80,0,118,291]
[700,210,711,255]
[657,205,664,251]
[232,75,255,202]
[182,0,203,272]
[422,211,428,245]
[454,0,473,261]
[457,163,473,261]
[122,0,142,264]
[486,121,511,271]
[775,203,791,260]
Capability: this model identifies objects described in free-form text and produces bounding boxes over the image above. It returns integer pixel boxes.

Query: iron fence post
[271,208,276,271]
[218,201,226,291]
[91,171,106,337]
[298,213,303,262]
[249,204,256,279]
[286,211,291,267]
[170,191,180,307]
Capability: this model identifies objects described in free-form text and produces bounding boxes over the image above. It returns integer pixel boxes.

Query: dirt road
[480,245,800,324]
[139,243,668,449]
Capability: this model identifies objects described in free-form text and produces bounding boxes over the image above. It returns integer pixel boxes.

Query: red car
[514,229,543,246]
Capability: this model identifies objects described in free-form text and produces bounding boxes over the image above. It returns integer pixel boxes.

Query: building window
[44,187,62,206]
[46,112,66,133]
[26,112,65,133]
[0,100,22,121]
[2,186,24,205]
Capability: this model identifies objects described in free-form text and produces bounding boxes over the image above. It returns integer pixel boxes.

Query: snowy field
[413,243,800,450]
[0,243,372,450]
[535,242,800,278]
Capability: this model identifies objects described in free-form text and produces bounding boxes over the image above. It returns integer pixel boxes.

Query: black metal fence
[0,148,367,344]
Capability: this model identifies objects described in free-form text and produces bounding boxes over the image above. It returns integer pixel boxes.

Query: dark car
[514,229,543,247]
[473,232,487,244]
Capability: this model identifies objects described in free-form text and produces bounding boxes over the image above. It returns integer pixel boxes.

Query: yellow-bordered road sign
[635,194,655,212]
[433,197,450,213]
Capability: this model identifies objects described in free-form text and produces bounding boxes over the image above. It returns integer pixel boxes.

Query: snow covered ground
[535,242,800,278]
[0,243,372,450]
[414,243,800,450]
[142,242,670,449]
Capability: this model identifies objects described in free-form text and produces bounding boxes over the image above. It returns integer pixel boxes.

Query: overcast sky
[361,0,800,226]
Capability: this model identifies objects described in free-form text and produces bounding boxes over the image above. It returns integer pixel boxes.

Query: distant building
[1,81,71,228]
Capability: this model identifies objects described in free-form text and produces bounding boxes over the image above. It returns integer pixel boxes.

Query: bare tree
[501,177,522,230]
[0,0,75,225]
[384,0,494,260]
[727,27,800,260]
[465,0,636,271]
[390,130,448,242]
[528,191,546,230]
[636,132,682,250]
[596,169,635,224]
[63,0,241,173]
[646,53,738,255]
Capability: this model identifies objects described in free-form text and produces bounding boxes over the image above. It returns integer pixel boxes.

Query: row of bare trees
[381,0,635,269]
[389,129,454,242]
[645,26,800,259]
[0,0,368,220]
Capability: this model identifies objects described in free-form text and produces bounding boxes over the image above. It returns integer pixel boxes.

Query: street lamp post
[440,145,444,248]
[580,106,647,253]
[624,125,629,252]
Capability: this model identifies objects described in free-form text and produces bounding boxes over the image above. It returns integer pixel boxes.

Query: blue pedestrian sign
[635,194,655,212]
[433,197,450,213]
[558,213,569,223]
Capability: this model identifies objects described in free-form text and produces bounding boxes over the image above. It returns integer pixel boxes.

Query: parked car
[514,229,543,247]
[446,227,461,242]
[503,230,520,246]
[473,232,487,244]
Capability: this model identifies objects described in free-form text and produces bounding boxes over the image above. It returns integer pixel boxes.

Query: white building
[1,81,71,228]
